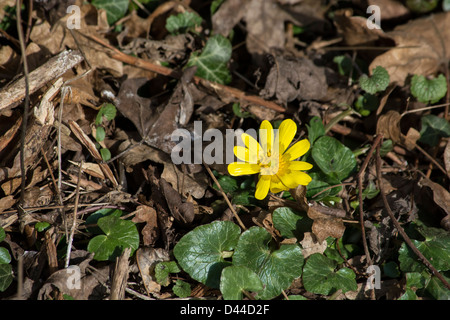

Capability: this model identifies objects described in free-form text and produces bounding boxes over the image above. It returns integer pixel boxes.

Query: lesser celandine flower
[228,119,312,200]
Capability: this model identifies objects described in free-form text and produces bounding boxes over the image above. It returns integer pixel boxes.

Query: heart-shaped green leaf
[302,253,357,295]
[359,66,390,94]
[233,227,304,300]
[220,266,263,300]
[87,215,139,261]
[272,207,312,240]
[411,74,447,104]
[186,34,232,84]
[173,221,241,288]
[173,280,191,298]
[155,261,181,286]
[311,136,357,181]
[85,208,122,234]
[306,116,325,145]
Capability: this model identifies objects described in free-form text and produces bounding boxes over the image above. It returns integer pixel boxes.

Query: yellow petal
[269,175,289,193]
[228,163,260,176]
[284,139,310,160]
[288,160,313,171]
[259,120,273,156]
[278,119,297,154]
[233,146,258,163]
[276,172,299,189]
[255,175,271,200]
[290,171,312,186]
[241,133,263,159]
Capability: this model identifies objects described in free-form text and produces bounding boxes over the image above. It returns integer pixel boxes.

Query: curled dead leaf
[131,205,159,246]
[307,202,346,243]
[376,110,402,143]
[299,232,327,258]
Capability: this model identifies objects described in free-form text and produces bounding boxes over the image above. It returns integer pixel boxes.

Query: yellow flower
[228,119,313,200]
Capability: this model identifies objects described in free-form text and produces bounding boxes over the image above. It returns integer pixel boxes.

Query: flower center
[259,153,288,176]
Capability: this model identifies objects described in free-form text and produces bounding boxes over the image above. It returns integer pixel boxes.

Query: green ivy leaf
[0,248,11,264]
[91,0,128,25]
[411,74,447,104]
[419,114,450,146]
[272,207,312,240]
[399,239,450,273]
[359,66,390,94]
[302,253,357,295]
[399,288,419,300]
[87,215,139,261]
[311,136,357,181]
[173,280,191,298]
[0,264,12,292]
[306,116,325,145]
[220,266,264,300]
[0,227,5,243]
[186,34,232,84]
[233,227,304,300]
[155,261,181,286]
[173,221,241,288]
[166,11,202,34]
[424,274,450,300]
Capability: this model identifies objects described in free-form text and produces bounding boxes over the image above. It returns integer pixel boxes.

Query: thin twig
[356,134,383,267]
[16,0,29,234]
[65,161,83,268]
[203,162,246,230]
[375,135,450,290]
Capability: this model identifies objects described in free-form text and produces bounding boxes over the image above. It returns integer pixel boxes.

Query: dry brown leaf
[159,178,195,225]
[419,177,450,216]
[299,232,327,258]
[69,120,118,186]
[0,195,16,213]
[404,127,421,151]
[132,205,159,246]
[367,0,409,20]
[376,110,402,143]
[30,0,122,76]
[260,56,328,104]
[369,12,450,86]
[334,12,386,46]
[213,0,287,55]
[307,202,346,243]
[161,163,208,199]
[444,140,450,176]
